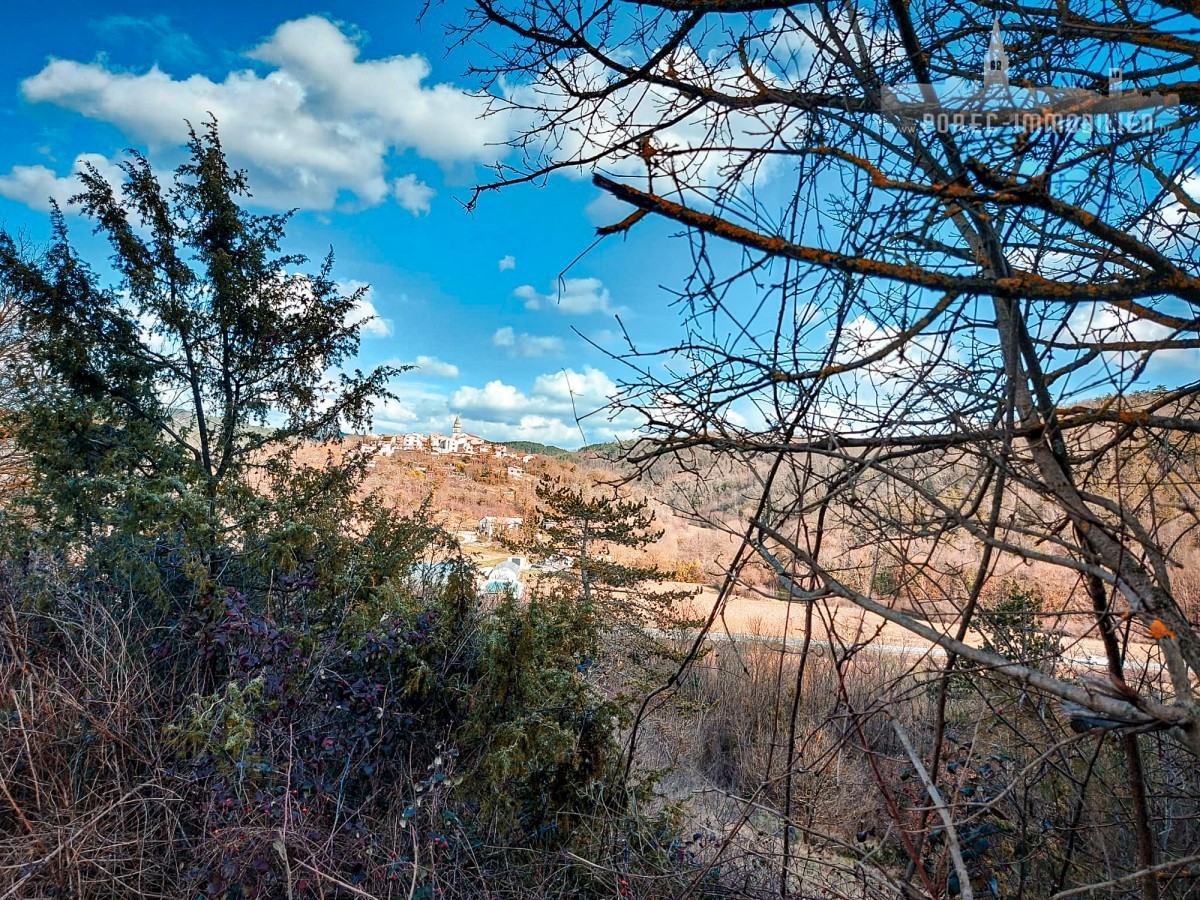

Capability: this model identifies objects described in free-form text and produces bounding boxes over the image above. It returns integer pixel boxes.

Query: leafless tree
[461,0,1200,896]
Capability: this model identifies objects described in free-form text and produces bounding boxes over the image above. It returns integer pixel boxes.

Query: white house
[477,516,524,538]
[401,433,427,451]
[537,555,573,573]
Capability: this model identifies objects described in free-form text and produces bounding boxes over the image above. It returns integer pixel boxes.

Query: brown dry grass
[0,436,1169,897]
[0,596,192,898]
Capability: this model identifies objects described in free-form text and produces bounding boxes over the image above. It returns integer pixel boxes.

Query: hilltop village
[360,415,537,461]
[323,415,583,602]
[342,416,542,534]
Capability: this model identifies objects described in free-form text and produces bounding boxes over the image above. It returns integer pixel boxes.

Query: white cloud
[798,313,963,433]
[340,280,392,338]
[530,367,617,407]
[515,277,620,315]
[1142,172,1200,252]
[448,366,632,443]
[404,355,459,378]
[452,366,618,422]
[392,174,434,215]
[765,7,901,81]
[500,46,803,198]
[486,12,898,209]
[498,255,516,271]
[372,365,638,447]
[91,14,205,66]
[19,15,509,211]
[583,190,629,227]
[451,379,528,417]
[373,403,420,428]
[491,325,563,358]
[0,153,122,212]
[372,387,450,431]
[1068,302,1200,372]
[465,414,589,445]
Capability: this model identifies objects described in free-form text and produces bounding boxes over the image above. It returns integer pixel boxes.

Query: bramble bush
[1,534,692,898]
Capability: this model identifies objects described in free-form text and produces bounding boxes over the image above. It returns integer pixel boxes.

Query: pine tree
[531,475,698,683]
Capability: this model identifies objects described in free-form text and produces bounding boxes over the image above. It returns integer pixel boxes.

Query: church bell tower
[983,19,1010,89]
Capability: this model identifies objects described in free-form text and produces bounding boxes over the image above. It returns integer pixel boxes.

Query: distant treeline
[497,440,573,458]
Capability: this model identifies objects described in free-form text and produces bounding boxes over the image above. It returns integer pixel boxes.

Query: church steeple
[983,19,1010,88]
[452,414,463,437]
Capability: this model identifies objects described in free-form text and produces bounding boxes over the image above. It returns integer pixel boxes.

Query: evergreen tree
[532,476,697,681]
[0,120,397,601]
[463,476,693,838]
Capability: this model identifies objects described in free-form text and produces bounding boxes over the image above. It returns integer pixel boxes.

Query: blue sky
[0,1,698,447]
[3,5,1194,448]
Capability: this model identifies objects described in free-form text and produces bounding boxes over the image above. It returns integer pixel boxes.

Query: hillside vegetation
[2,111,1199,900]
[0,132,700,899]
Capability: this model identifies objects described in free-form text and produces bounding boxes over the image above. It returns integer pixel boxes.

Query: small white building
[477,516,524,538]
[401,433,427,451]
[481,561,525,600]
[506,465,525,480]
